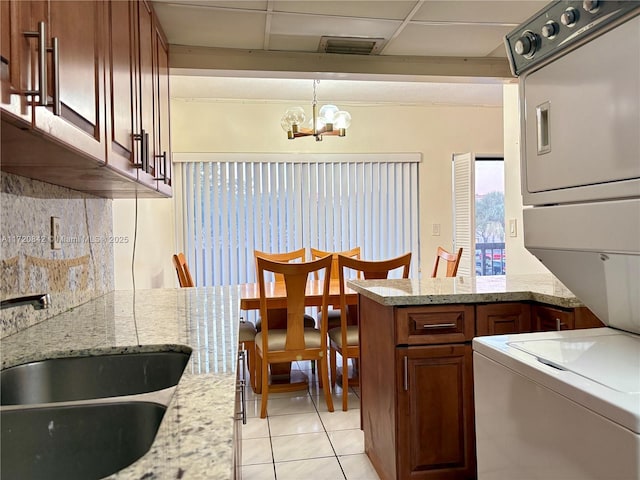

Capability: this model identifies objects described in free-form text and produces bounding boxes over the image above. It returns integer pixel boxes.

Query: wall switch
[51,217,61,249]
[509,219,517,237]
[432,223,441,236]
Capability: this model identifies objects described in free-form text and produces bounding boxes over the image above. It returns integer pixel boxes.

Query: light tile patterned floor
[241,361,381,480]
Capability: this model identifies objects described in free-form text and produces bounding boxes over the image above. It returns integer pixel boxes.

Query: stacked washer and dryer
[473,1,640,479]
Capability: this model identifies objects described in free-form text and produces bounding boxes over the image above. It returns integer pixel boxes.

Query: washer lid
[509,333,640,394]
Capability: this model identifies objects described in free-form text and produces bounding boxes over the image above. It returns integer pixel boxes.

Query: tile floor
[241,360,381,480]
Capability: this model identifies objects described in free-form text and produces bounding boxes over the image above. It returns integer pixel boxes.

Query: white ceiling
[153,1,547,105]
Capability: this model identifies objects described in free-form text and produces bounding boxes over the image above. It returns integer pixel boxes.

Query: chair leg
[260,357,269,419]
[320,355,334,412]
[342,354,349,411]
[330,346,337,389]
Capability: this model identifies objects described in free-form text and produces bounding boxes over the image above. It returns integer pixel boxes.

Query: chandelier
[281,80,352,141]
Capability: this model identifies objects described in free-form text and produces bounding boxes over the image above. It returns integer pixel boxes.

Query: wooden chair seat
[328,325,358,347]
[255,328,322,350]
[239,321,258,342]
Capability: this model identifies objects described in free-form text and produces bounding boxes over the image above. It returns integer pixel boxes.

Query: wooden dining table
[238,277,358,390]
[238,277,358,311]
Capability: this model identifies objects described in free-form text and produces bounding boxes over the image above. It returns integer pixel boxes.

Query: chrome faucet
[1,294,51,310]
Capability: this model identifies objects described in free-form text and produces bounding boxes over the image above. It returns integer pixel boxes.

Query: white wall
[114,90,545,288]
[113,197,176,289]
[502,84,551,274]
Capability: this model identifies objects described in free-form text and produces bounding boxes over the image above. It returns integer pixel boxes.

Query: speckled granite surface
[347,273,584,308]
[1,287,242,480]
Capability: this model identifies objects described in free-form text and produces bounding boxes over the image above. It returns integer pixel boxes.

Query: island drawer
[395,305,475,345]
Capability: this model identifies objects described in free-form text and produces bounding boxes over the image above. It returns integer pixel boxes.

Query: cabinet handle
[47,37,60,115]
[555,318,566,331]
[238,349,247,424]
[23,22,47,106]
[422,322,456,329]
[132,129,147,169]
[403,355,408,391]
[153,152,167,182]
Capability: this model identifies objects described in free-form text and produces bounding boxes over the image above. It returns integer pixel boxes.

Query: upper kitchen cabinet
[105,0,172,196]
[0,0,172,198]
[1,0,106,162]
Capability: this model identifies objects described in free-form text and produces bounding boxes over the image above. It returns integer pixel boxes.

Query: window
[453,153,505,276]
[179,153,420,287]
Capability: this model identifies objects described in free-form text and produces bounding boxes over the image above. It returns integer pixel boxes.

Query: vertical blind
[181,154,420,287]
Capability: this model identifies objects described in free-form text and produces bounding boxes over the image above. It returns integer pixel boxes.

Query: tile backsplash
[1,173,114,338]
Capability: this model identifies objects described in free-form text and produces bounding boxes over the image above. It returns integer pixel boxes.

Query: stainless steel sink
[1,401,166,480]
[1,350,190,405]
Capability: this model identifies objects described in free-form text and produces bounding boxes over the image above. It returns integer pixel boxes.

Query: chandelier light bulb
[333,110,352,130]
[280,115,293,132]
[285,106,306,127]
[318,104,339,123]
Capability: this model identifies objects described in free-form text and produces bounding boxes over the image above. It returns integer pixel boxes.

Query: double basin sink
[1,348,192,480]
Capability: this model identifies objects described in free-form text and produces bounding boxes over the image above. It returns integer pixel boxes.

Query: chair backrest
[337,251,412,320]
[256,255,332,352]
[253,248,306,283]
[431,246,463,278]
[173,253,195,287]
[310,246,361,280]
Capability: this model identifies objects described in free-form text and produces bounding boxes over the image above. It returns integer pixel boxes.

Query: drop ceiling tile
[413,1,547,24]
[268,35,325,53]
[153,3,265,48]
[152,0,268,10]
[272,0,418,20]
[270,12,400,38]
[384,23,513,57]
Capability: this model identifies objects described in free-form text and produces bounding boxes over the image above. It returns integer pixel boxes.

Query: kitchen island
[346,273,602,480]
[1,287,243,479]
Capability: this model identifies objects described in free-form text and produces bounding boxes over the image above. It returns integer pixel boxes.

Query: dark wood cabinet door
[154,24,171,195]
[396,344,476,480]
[105,0,137,180]
[135,0,157,189]
[532,304,575,332]
[0,0,34,122]
[33,0,106,163]
[476,303,532,336]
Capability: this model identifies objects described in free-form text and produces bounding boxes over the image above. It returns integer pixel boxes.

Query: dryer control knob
[583,0,600,13]
[541,21,559,38]
[514,31,539,57]
[561,7,579,27]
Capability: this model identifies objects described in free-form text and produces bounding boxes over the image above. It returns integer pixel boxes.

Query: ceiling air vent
[318,36,385,55]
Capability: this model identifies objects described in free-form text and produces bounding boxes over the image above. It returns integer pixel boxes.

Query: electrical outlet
[509,219,517,237]
[51,217,61,249]
[432,223,441,236]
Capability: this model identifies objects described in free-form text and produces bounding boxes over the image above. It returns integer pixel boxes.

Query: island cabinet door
[475,303,532,336]
[396,344,476,480]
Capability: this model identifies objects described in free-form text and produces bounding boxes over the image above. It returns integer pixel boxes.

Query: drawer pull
[421,322,456,329]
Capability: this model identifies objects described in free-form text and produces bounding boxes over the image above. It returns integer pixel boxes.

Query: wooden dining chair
[310,246,361,330]
[431,246,463,278]
[253,248,317,384]
[172,253,194,287]
[255,255,335,418]
[330,252,412,411]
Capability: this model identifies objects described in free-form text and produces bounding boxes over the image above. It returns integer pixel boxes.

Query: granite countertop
[347,273,584,308]
[0,287,243,480]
